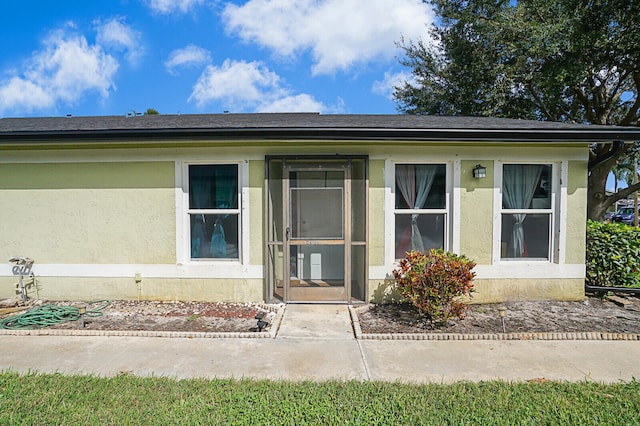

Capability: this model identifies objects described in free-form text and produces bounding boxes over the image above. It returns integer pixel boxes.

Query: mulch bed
[357,295,640,335]
[4,295,640,335]
[2,300,272,333]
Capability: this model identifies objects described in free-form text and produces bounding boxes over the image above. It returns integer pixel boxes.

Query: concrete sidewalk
[1,304,640,383]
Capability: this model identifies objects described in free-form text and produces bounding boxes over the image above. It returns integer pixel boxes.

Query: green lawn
[1,372,639,424]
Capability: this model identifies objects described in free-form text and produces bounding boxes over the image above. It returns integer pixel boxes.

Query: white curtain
[397,165,437,252]
[503,164,542,257]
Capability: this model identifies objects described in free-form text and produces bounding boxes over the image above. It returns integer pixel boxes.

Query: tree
[144,108,159,115]
[394,0,640,220]
[611,149,638,194]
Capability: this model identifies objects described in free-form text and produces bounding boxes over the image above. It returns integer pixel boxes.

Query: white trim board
[0,264,264,280]
[3,263,582,281]
[369,263,585,280]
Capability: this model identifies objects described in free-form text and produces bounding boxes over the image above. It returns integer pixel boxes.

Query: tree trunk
[587,143,637,221]
[587,163,613,221]
[588,161,640,221]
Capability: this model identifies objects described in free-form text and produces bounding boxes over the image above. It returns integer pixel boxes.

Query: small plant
[392,249,476,324]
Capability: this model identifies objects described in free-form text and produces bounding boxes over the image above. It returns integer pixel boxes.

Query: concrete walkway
[1,304,640,383]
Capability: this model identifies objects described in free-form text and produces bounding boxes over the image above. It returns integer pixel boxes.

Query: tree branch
[574,86,596,123]
[601,69,627,122]
[608,181,640,204]
[589,142,629,170]
[527,82,554,121]
[620,71,640,126]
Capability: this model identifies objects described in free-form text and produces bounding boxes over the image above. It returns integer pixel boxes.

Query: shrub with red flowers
[392,249,476,324]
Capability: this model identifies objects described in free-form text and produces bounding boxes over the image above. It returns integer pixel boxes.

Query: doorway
[266,156,368,303]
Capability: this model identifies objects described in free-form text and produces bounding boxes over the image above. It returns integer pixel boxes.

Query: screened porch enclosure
[266,156,368,303]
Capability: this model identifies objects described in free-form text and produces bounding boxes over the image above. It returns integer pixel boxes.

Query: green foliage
[394,0,640,219]
[2,373,640,425]
[144,108,159,115]
[586,220,640,288]
[395,0,639,126]
[392,249,476,324]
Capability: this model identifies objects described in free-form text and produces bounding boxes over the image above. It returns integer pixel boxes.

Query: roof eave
[0,126,637,144]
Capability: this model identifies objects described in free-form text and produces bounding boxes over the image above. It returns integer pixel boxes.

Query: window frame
[181,161,243,263]
[495,161,558,263]
[392,162,451,260]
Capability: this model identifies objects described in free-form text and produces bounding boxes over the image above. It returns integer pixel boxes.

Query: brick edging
[0,329,274,338]
[348,306,640,341]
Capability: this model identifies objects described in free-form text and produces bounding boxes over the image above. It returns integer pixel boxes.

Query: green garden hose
[0,300,110,330]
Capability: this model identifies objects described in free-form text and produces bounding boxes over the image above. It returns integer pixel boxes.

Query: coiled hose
[0,300,110,330]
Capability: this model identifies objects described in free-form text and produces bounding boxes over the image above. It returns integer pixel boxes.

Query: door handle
[286,227,290,241]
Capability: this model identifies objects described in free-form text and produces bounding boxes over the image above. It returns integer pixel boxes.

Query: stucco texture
[367,278,584,305]
[459,160,494,264]
[248,160,264,266]
[0,162,176,264]
[469,278,585,303]
[5,276,263,302]
[565,160,588,264]
[1,142,591,304]
[368,160,385,267]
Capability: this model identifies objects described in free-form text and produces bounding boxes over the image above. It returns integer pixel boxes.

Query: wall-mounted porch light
[472,164,487,179]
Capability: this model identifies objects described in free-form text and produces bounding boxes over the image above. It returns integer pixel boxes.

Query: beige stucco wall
[367,144,590,304]
[565,160,588,264]
[459,160,494,264]
[0,162,176,264]
[5,276,264,302]
[1,142,590,304]
[467,278,585,303]
[248,160,264,266]
[0,157,270,302]
[368,159,386,267]
[367,278,585,304]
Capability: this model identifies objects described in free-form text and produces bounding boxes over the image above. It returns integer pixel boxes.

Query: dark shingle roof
[1,113,638,143]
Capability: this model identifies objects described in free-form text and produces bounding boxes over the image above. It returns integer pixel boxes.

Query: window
[394,164,447,258]
[500,164,553,260]
[188,164,239,260]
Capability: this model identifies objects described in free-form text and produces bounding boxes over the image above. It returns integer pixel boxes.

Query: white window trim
[493,161,561,264]
[176,160,248,266]
[558,161,568,264]
[385,160,453,266]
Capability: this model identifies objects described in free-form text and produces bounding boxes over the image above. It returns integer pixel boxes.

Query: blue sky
[0,0,435,118]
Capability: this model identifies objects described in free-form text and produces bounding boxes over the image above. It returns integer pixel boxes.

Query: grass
[1,373,640,424]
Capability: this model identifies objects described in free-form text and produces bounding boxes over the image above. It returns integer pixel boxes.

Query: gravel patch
[356,294,640,336]
[1,300,279,334]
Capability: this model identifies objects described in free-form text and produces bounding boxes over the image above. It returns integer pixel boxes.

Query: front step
[276,304,354,339]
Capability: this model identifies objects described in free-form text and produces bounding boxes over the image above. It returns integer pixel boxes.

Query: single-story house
[1,113,638,304]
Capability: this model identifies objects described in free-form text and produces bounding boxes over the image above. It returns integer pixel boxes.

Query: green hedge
[586,220,640,288]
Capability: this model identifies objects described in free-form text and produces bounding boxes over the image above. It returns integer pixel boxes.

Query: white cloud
[146,0,205,14]
[223,0,434,75]
[0,30,118,115]
[189,59,282,107]
[95,17,144,65]
[165,45,212,74]
[256,94,324,113]
[188,59,327,112]
[0,77,55,113]
[372,70,416,99]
